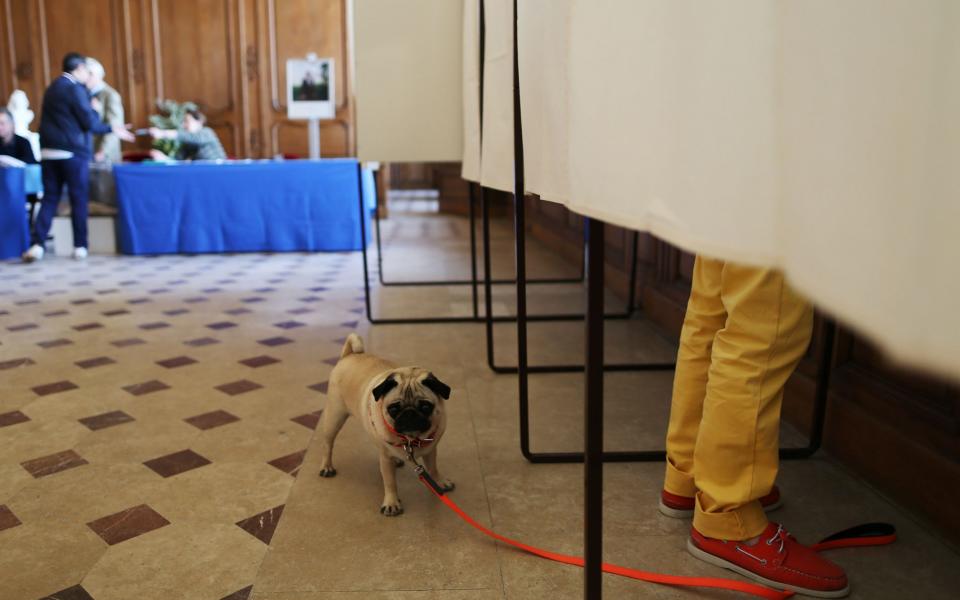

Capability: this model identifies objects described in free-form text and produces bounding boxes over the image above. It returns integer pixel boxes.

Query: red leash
[412,464,895,599]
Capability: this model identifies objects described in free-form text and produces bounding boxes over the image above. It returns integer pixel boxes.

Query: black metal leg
[482,213,676,374]
[360,172,499,324]
[584,218,605,599]
[482,185,498,370]
[373,180,386,283]
[515,183,532,463]
[779,318,836,459]
[513,262,671,465]
[375,180,583,289]
[355,0,584,325]
[500,0,830,470]
[360,184,596,324]
[363,175,644,325]
[512,294,835,463]
[358,164,374,324]
[469,185,480,318]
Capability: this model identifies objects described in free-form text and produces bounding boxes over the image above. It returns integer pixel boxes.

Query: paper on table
[0,155,26,168]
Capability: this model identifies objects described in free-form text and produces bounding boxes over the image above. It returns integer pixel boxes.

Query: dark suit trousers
[34,156,90,249]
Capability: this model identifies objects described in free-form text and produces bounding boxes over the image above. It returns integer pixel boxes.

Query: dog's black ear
[422,373,450,400]
[372,375,398,401]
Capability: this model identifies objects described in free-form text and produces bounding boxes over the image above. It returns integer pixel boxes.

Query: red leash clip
[403,443,448,496]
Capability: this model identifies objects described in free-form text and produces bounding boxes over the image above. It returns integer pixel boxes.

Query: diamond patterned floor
[0,250,354,600]
[2,208,959,600]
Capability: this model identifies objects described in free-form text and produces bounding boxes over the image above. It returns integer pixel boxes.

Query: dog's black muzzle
[394,408,432,435]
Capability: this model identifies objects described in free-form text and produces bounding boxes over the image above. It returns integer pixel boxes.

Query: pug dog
[318,333,454,516]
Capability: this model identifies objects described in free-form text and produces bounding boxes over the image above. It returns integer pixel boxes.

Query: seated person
[7,90,40,160]
[1,106,41,225]
[149,109,226,161]
[0,107,38,165]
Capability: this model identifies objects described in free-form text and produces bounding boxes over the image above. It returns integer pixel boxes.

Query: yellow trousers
[664,256,813,541]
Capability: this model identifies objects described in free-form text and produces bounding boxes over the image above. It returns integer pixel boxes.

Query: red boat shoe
[688,522,850,598]
[659,486,783,519]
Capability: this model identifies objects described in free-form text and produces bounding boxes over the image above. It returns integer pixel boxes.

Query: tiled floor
[2,206,959,600]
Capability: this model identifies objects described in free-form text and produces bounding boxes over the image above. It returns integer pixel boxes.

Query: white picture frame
[287,57,336,120]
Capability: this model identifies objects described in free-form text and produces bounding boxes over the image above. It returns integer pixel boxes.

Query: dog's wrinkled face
[372,368,450,435]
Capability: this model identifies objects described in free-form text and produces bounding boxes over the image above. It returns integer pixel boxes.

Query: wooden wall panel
[261,0,352,158]
[0,0,353,159]
[154,0,239,155]
[0,2,12,101]
[42,0,123,88]
[1,0,47,120]
[272,0,345,107]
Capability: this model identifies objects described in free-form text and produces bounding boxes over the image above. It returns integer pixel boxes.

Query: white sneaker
[22,244,44,263]
[72,247,88,260]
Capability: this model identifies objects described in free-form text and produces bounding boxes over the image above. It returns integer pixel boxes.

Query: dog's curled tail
[340,333,365,359]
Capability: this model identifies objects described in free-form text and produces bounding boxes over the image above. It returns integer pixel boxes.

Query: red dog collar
[373,400,436,449]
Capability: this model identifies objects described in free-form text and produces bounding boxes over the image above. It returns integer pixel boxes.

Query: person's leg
[663,256,726,499]
[64,156,90,249]
[32,161,64,247]
[692,264,813,541]
[686,266,848,597]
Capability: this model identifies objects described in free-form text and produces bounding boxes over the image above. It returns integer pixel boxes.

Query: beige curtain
[517,0,571,205]
[461,0,482,182]
[567,0,781,264]
[775,1,960,379]
[479,0,514,192]
[516,0,960,379]
[353,0,464,162]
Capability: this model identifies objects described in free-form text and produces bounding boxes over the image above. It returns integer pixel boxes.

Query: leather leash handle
[414,465,448,496]
[811,522,897,552]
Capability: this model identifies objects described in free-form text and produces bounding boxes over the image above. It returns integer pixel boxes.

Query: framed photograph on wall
[287,57,335,119]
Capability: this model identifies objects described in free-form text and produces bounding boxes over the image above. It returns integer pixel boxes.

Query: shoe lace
[733,524,788,566]
[764,524,787,554]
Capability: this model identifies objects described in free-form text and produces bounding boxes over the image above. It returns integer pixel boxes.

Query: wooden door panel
[264,0,350,157]
[271,118,348,158]
[271,0,345,110]
[154,0,233,112]
[153,0,238,155]
[3,0,44,104]
[42,0,121,86]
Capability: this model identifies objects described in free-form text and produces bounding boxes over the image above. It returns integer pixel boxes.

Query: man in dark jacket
[23,52,133,262]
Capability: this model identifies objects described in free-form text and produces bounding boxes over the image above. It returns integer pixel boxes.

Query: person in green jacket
[149,109,226,161]
[86,58,124,164]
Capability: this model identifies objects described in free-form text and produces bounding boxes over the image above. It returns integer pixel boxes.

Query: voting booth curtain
[352,0,464,163]
[515,0,959,380]
[351,0,959,379]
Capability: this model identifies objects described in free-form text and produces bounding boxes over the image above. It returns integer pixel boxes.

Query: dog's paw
[380,501,404,517]
[435,477,455,492]
[318,467,337,478]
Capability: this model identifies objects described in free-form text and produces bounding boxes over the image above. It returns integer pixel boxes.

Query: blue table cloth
[24,164,42,194]
[0,167,30,260]
[114,159,371,255]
